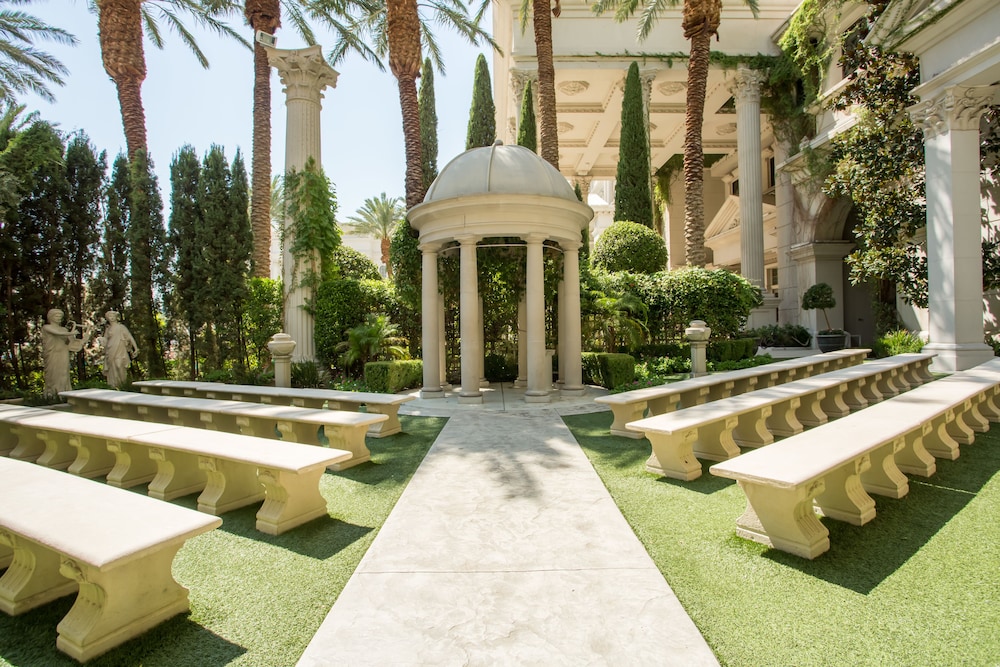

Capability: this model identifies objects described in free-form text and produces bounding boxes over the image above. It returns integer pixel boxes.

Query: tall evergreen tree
[167,145,204,379]
[96,154,131,315]
[226,148,252,368]
[516,83,537,152]
[614,62,653,228]
[198,144,231,371]
[63,132,106,379]
[127,150,168,377]
[419,57,439,192]
[466,53,495,150]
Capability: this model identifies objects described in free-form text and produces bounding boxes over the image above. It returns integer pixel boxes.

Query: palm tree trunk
[387,0,424,209]
[381,236,393,279]
[533,0,559,170]
[246,0,280,278]
[682,29,711,267]
[98,0,148,160]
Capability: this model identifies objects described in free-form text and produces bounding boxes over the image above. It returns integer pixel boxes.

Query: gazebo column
[419,243,443,399]
[478,297,489,387]
[515,295,527,388]
[458,236,483,403]
[557,279,566,386]
[525,234,550,403]
[438,300,448,389]
[561,241,585,396]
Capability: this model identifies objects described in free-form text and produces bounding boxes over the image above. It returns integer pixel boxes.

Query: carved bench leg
[895,424,937,477]
[608,403,648,439]
[197,456,265,515]
[945,400,976,445]
[362,404,401,438]
[796,390,829,427]
[841,380,869,410]
[233,416,277,439]
[733,407,773,448]
[860,438,909,499]
[276,420,322,446]
[691,417,741,462]
[734,480,830,559]
[255,467,328,535]
[976,387,1000,422]
[819,386,851,419]
[961,396,990,433]
[68,435,116,479]
[731,377,758,395]
[319,425,372,471]
[56,543,193,662]
[877,369,903,397]
[0,422,15,457]
[147,448,207,501]
[677,387,710,409]
[0,532,77,614]
[646,395,680,417]
[106,441,158,489]
[0,543,10,570]
[813,457,877,526]
[645,431,703,481]
[294,397,327,410]
[707,380,736,402]
[859,375,884,402]
[35,432,76,470]
[923,411,961,460]
[767,398,804,437]
[8,427,45,462]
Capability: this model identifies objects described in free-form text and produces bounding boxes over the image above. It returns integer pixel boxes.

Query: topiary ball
[592,220,668,274]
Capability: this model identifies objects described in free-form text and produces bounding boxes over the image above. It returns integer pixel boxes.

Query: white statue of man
[99,310,138,388]
[41,308,86,399]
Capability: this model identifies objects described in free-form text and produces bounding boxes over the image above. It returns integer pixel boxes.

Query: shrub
[709,355,774,371]
[872,329,924,358]
[291,361,328,388]
[485,353,517,382]
[708,337,758,362]
[592,221,667,274]
[745,324,812,347]
[582,352,635,389]
[328,245,381,281]
[364,360,423,393]
[314,279,417,366]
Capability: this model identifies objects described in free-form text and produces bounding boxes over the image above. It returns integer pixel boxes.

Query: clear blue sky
[23,2,494,220]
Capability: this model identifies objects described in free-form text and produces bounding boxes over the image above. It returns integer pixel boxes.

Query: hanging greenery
[282,156,341,297]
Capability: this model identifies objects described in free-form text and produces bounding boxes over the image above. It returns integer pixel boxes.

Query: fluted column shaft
[561,242,585,394]
[733,67,766,290]
[458,237,483,402]
[525,235,550,402]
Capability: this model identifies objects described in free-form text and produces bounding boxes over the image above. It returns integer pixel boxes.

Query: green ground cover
[564,411,1000,666]
[0,415,446,667]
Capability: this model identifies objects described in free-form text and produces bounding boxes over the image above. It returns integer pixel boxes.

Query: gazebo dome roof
[423,141,578,203]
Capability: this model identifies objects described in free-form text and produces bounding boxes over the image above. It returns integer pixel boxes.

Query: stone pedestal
[267,45,338,362]
[748,294,781,330]
[686,320,711,377]
[267,333,296,388]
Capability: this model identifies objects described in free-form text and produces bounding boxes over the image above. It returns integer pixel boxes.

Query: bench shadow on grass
[0,596,245,667]
[763,429,1000,594]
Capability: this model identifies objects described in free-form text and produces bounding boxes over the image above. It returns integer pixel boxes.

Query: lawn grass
[564,411,1000,666]
[0,415,446,667]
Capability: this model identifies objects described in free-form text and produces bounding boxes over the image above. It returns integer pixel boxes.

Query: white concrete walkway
[298,385,718,665]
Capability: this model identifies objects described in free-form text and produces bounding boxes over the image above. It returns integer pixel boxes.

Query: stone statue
[99,311,138,388]
[41,308,87,399]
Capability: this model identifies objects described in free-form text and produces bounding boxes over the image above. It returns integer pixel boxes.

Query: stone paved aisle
[298,392,718,666]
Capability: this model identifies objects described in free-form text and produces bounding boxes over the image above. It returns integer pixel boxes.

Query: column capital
[730,67,765,104]
[418,241,442,254]
[267,44,339,103]
[455,234,479,246]
[909,84,1000,139]
[525,232,548,245]
[560,239,582,252]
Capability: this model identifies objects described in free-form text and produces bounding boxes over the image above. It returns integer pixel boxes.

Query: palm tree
[591,0,758,267]
[330,0,496,208]
[336,313,408,373]
[344,192,404,279]
[518,0,560,169]
[0,2,77,103]
[94,0,248,160]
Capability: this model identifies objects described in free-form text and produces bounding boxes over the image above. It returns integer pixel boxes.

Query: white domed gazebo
[408,142,594,404]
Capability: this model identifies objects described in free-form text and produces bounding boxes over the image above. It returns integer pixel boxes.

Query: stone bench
[0,408,351,535]
[0,456,221,662]
[708,360,1000,559]
[594,349,871,437]
[133,380,413,438]
[626,353,935,480]
[60,388,387,470]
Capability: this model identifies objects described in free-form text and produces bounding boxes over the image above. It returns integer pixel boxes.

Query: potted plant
[801,282,846,352]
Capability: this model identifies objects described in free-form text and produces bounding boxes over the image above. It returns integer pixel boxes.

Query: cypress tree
[516,84,537,152]
[63,132,106,379]
[615,62,653,228]
[199,144,231,370]
[227,149,253,369]
[419,58,439,192]
[127,150,169,377]
[98,154,131,315]
[466,54,496,150]
[167,145,204,378]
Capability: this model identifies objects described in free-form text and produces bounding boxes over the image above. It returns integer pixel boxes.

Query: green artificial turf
[0,415,446,667]
[564,411,1000,667]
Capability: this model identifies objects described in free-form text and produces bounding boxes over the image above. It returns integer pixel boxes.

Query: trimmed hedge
[582,352,635,389]
[592,221,667,274]
[364,360,423,394]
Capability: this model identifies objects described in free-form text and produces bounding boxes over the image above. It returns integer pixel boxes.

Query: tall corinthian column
[420,243,443,398]
[268,44,339,362]
[909,84,999,371]
[561,241,585,396]
[732,67,766,290]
